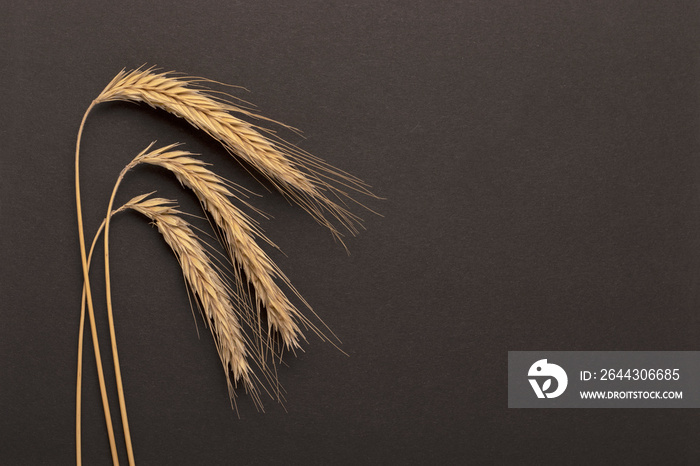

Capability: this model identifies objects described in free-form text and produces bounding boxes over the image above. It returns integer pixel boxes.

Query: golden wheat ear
[121,194,261,403]
[94,67,377,242]
[131,144,323,352]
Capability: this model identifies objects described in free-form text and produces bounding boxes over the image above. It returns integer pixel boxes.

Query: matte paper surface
[2,1,700,464]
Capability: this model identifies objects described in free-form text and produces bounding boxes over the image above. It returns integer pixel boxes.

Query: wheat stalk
[76,215,120,466]
[74,100,115,466]
[94,67,375,243]
[74,66,378,465]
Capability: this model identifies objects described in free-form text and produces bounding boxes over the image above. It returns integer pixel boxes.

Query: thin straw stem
[76,219,109,466]
[103,164,137,466]
[75,101,120,466]
[76,284,84,466]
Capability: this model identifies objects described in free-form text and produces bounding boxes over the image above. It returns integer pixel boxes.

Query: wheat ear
[133,144,321,352]
[94,67,375,243]
[121,194,255,399]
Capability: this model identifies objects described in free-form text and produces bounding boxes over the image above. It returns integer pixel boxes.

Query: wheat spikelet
[94,67,374,242]
[121,194,257,400]
[132,144,316,352]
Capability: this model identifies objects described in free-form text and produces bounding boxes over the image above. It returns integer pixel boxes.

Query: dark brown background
[2,1,700,464]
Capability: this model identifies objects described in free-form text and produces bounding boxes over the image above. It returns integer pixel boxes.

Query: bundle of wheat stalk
[74,67,376,466]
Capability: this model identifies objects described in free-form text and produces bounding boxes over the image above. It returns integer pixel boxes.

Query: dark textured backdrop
[2,1,700,464]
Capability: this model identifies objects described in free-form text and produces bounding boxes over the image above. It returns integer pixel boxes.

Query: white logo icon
[528,359,568,398]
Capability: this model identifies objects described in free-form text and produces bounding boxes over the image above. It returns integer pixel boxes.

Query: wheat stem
[76,279,84,466]
[76,218,110,466]
[75,100,120,466]
[103,162,138,466]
